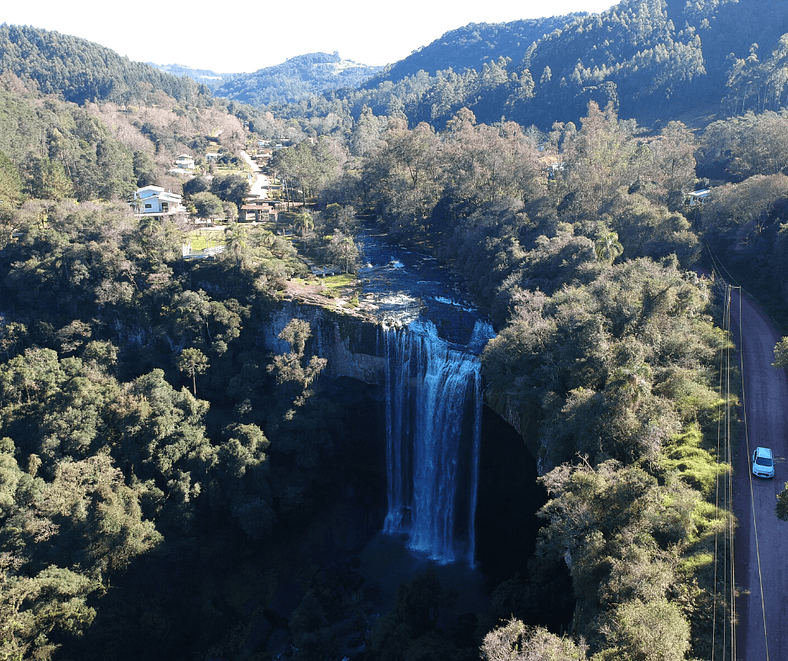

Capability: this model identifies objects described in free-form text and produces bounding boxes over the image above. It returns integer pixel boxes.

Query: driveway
[731,288,788,660]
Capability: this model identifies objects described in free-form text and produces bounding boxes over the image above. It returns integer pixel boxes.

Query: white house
[131,186,183,217]
[175,154,195,170]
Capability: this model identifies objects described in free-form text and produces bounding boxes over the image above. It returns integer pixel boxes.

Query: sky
[4,0,617,73]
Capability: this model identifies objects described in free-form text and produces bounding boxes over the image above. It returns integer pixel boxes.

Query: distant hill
[212,52,383,105]
[0,24,212,106]
[150,63,240,91]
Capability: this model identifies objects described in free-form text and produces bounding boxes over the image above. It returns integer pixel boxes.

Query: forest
[1,6,788,661]
[249,0,788,134]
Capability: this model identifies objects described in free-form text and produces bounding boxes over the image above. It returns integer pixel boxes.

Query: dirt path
[731,288,788,660]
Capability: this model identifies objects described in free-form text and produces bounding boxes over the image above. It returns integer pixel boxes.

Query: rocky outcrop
[263,301,545,467]
[262,301,385,385]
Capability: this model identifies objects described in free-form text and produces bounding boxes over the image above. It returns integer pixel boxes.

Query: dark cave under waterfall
[382,319,487,566]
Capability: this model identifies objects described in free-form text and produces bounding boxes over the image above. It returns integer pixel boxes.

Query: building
[241,201,278,222]
[175,154,195,170]
[130,186,183,219]
[687,189,711,207]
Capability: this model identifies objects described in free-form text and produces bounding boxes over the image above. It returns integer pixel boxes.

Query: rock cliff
[263,301,385,385]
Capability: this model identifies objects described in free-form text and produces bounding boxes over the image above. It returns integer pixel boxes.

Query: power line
[712,282,730,661]
[691,243,772,659]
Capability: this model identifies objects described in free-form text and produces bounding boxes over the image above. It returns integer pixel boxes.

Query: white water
[382,319,486,565]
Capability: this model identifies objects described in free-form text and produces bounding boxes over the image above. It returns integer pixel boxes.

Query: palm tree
[608,364,652,405]
[224,222,248,268]
[595,227,624,263]
[293,212,314,237]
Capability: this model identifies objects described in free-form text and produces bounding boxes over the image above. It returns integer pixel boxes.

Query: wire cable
[713,282,735,660]
[726,287,735,660]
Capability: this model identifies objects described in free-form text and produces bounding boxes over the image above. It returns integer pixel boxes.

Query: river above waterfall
[356,228,493,350]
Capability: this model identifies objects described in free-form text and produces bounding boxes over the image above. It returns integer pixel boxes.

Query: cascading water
[382,319,488,566]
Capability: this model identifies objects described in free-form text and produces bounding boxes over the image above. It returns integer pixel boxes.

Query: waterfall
[382,319,485,566]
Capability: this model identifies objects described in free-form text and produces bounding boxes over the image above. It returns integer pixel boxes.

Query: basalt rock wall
[262,301,386,386]
[261,301,545,470]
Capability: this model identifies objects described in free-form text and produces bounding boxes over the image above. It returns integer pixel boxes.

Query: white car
[752,446,775,479]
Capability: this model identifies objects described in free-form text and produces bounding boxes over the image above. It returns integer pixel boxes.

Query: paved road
[240,150,270,198]
[731,288,788,661]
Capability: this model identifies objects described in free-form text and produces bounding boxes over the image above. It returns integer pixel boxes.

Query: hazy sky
[4,0,617,73]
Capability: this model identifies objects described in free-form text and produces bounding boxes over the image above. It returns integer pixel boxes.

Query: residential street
[731,289,788,661]
[240,150,270,198]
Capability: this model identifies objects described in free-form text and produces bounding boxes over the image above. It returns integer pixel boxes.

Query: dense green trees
[0,85,140,202]
[699,111,788,180]
[190,191,225,220]
[0,192,351,657]
[0,25,210,107]
[698,173,788,315]
[0,413,162,659]
[209,172,250,207]
[481,620,588,661]
[270,137,344,203]
[0,150,24,210]
[347,103,700,321]
[774,337,788,369]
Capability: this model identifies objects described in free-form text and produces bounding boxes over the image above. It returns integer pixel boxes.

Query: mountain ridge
[260,0,788,132]
[369,13,589,84]
[4,0,788,133]
[148,62,240,90]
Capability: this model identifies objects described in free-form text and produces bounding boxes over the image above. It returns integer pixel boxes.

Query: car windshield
[755,455,773,466]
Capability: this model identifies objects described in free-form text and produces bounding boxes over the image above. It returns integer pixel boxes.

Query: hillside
[369,14,584,83]
[265,0,788,132]
[0,49,253,205]
[0,24,212,106]
[514,0,788,124]
[6,0,788,133]
[213,51,383,105]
